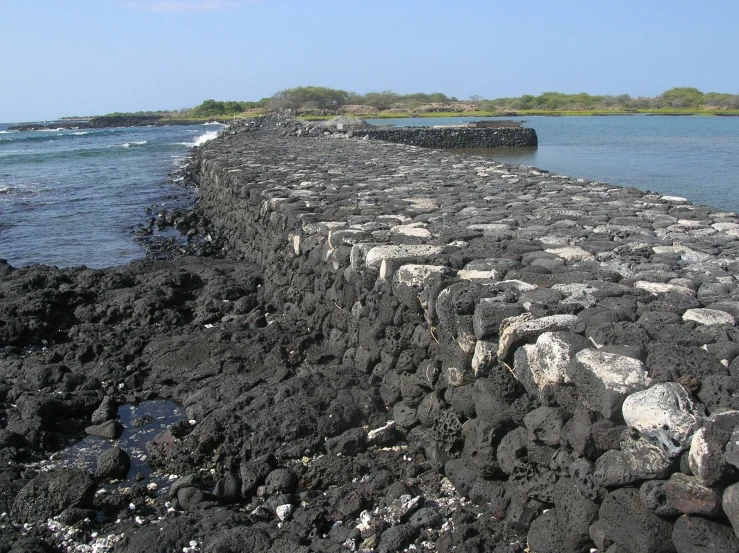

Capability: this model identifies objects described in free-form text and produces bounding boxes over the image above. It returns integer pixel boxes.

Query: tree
[362,90,399,110]
[658,87,704,108]
[271,86,351,110]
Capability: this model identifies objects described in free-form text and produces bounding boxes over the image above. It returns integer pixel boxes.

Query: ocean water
[0,121,223,268]
[368,115,739,214]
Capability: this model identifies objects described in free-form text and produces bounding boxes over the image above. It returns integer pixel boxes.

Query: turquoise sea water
[0,122,223,268]
[368,115,739,214]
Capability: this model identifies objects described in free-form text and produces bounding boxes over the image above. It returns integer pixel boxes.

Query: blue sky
[2,0,738,122]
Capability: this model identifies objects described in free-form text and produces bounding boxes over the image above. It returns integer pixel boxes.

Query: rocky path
[2,115,739,552]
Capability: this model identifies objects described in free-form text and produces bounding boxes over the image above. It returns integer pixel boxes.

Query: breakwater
[192,116,739,552]
[2,114,739,552]
[357,126,538,149]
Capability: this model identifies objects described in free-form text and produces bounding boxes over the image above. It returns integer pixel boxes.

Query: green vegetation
[187,98,270,118]
[265,86,739,117]
[484,87,739,112]
[75,87,739,121]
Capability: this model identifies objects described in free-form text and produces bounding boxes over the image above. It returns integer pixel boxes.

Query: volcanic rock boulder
[11,469,98,524]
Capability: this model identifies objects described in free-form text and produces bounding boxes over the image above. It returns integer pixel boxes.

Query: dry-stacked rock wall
[360,126,537,149]
[192,116,739,552]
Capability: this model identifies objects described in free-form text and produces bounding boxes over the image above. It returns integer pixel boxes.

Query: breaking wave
[178,130,220,148]
[109,140,148,148]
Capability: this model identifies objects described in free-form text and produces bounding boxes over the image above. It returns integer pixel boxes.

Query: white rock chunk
[276,504,294,521]
[456,269,499,281]
[492,280,538,294]
[712,222,739,236]
[403,197,439,210]
[391,264,449,286]
[391,223,432,238]
[623,383,705,458]
[634,281,697,296]
[365,244,444,269]
[566,349,650,419]
[682,308,736,326]
[544,246,594,261]
[688,410,739,486]
[498,314,584,361]
[661,195,689,203]
[513,332,590,395]
[472,340,497,377]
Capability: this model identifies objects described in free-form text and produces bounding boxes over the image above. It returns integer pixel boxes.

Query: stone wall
[192,115,739,552]
[361,126,538,148]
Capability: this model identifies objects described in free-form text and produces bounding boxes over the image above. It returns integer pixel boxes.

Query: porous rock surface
[1,114,739,552]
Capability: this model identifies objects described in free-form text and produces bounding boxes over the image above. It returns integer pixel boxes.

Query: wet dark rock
[377,523,418,553]
[672,515,739,553]
[203,526,272,553]
[56,506,98,525]
[552,476,600,552]
[698,375,739,413]
[563,408,598,458]
[597,488,676,553]
[240,453,277,498]
[592,419,626,452]
[524,406,567,447]
[91,395,117,424]
[131,414,154,427]
[325,427,367,456]
[723,483,739,538]
[497,426,528,475]
[11,469,97,523]
[264,468,299,495]
[213,471,241,503]
[646,343,729,383]
[85,419,124,439]
[177,486,211,511]
[96,446,131,480]
[640,480,680,517]
[169,474,202,499]
[444,457,479,498]
[664,473,723,516]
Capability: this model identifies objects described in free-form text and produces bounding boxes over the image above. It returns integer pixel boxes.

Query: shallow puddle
[45,399,185,493]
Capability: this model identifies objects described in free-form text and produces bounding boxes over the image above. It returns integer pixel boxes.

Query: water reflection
[43,400,185,494]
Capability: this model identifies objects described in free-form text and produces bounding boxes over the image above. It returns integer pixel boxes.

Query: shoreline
[8,108,739,130]
[2,115,739,552]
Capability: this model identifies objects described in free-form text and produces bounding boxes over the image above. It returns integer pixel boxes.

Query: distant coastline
[9,86,739,129]
[8,115,228,132]
[11,109,739,132]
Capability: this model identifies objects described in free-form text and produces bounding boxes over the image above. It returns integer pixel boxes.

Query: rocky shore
[2,115,739,553]
[8,116,219,132]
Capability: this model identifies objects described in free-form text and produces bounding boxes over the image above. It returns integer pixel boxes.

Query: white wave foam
[109,140,148,148]
[203,121,226,126]
[0,130,18,134]
[71,131,89,136]
[176,130,220,148]
[193,130,219,147]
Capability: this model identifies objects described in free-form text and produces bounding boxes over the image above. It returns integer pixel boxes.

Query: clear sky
[2,0,738,122]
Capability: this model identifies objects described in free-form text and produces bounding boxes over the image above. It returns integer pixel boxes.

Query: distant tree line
[136,86,739,120]
[482,87,739,111]
[183,87,461,117]
[188,98,271,118]
[267,86,459,111]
